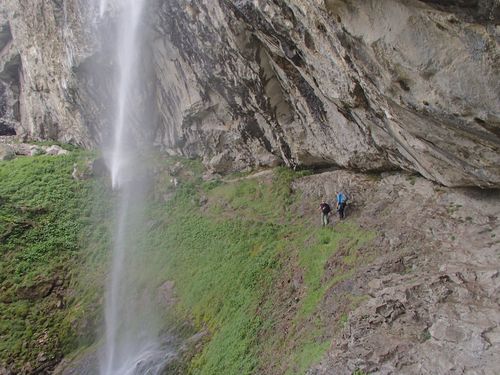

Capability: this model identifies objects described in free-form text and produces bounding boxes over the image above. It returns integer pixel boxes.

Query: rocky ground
[0,136,70,160]
[289,170,500,374]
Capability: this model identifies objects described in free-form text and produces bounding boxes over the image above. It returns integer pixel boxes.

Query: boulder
[46,145,69,156]
[30,145,44,156]
[0,143,14,160]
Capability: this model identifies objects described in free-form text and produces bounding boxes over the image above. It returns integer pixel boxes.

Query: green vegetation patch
[143,189,286,374]
[141,161,375,375]
[285,339,330,375]
[0,153,111,372]
[0,151,377,375]
[298,223,375,318]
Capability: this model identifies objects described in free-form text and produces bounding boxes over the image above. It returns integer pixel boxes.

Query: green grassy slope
[0,154,376,375]
[0,153,111,372]
[141,159,376,375]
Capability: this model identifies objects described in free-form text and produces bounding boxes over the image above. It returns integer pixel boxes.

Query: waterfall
[108,0,144,190]
[97,1,174,374]
[99,0,109,18]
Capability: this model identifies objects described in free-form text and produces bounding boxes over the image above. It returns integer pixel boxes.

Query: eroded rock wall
[152,0,500,187]
[1,0,499,185]
[0,0,99,145]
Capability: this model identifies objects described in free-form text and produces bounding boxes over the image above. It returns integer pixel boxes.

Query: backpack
[321,203,331,214]
[337,193,349,205]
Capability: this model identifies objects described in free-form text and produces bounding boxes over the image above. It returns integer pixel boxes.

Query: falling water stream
[99,0,109,18]
[97,1,174,374]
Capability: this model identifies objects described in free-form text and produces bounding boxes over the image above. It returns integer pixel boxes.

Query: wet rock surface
[52,349,99,375]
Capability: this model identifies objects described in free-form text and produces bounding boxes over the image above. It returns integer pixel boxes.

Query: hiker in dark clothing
[336,191,348,219]
[319,199,331,227]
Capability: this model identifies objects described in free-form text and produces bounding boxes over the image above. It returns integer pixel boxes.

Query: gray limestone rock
[293,170,500,375]
[0,143,15,160]
[150,0,500,186]
[46,145,69,155]
[1,0,97,145]
[1,0,499,187]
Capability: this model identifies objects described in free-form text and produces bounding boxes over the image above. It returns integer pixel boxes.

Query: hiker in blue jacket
[336,191,348,219]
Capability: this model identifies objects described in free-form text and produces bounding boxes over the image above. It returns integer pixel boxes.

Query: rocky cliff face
[0,0,98,145]
[1,0,499,187]
[152,0,500,187]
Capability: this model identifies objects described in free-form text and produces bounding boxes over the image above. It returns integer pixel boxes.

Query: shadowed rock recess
[1,0,499,187]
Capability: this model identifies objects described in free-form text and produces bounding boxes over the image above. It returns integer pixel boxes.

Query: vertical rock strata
[0,10,20,136]
[1,0,499,185]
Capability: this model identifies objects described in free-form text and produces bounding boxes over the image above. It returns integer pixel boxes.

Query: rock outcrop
[1,0,96,145]
[0,143,15,160]
[1,0,499,187]
[0,136,69,158]
[152,0,500,187]
[292,170,500,375]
